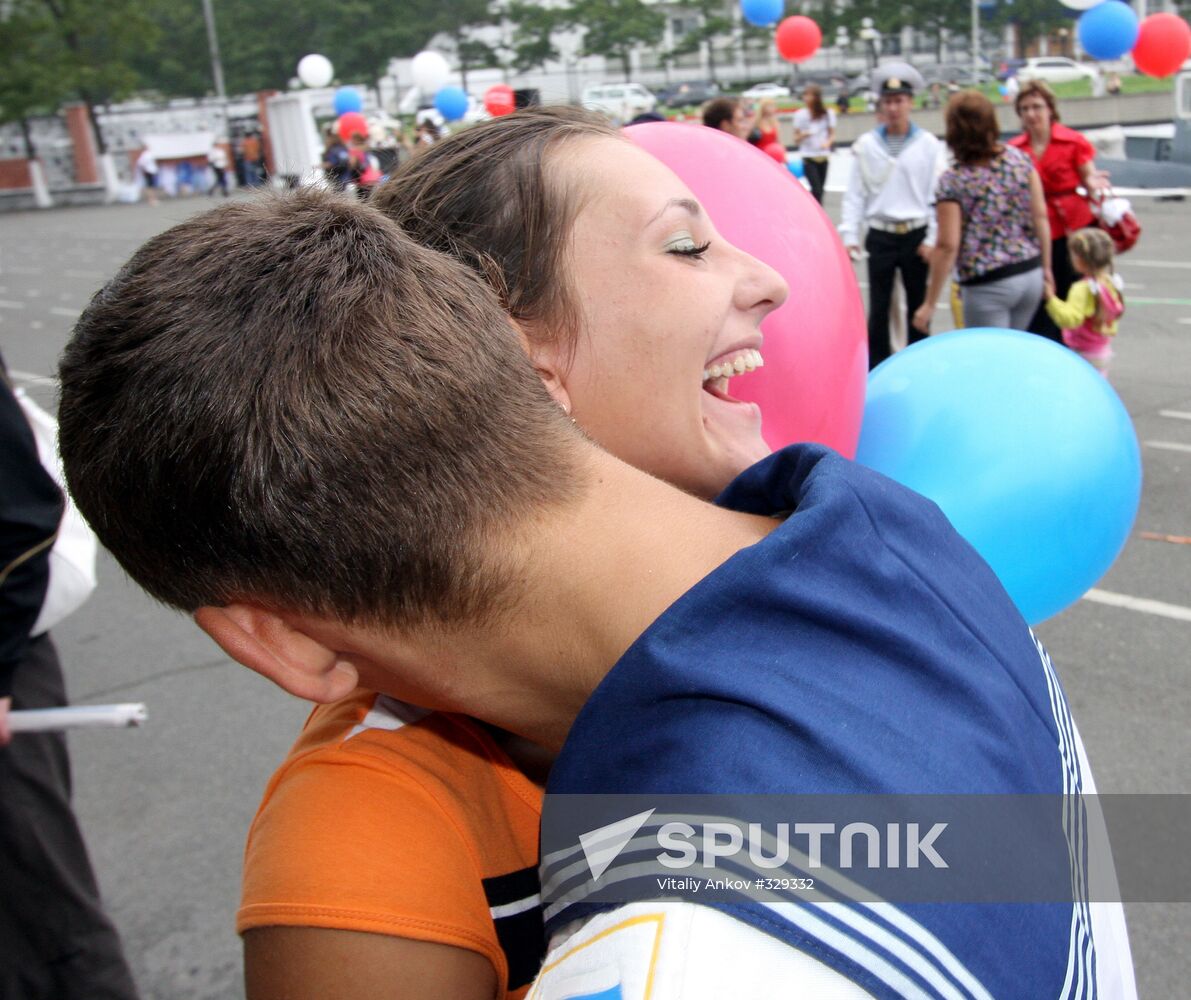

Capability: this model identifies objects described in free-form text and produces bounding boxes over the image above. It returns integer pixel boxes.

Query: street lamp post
[859,18,880,71]
[971,0,981,86]
[835,26,850,74]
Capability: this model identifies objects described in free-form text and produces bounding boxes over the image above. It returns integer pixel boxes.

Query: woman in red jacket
[1009,80,1108,341]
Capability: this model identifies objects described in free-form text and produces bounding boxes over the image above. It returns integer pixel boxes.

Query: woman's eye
[666,235,712,259]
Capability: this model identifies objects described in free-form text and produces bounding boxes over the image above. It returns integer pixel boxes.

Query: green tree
[0,0,72,157]
[900,0,972,62]
[28,0,161,151]
[506,1,567,73]
[666,0,733,83]
[985,0,1073,57]
[571,0,664,81]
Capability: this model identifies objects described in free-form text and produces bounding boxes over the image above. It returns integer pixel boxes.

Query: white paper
[9,703,148,733]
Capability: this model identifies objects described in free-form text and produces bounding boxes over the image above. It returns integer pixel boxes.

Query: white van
[581,83,657,123]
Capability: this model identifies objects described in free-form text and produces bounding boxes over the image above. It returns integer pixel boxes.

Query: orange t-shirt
[238,690,544,998]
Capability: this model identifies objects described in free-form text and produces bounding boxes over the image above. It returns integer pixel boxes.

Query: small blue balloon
[787,157,805,179]
[434,86,469,122]
[855,329,1141,625]
[333,86,363,116]
[1078,1,1139,61]
[740,0,784,27]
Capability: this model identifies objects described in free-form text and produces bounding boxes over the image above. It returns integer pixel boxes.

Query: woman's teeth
[703,348,764,384]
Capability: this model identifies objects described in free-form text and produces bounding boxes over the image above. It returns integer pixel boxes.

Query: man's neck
[884,119,911,137]
[354,445,780,750]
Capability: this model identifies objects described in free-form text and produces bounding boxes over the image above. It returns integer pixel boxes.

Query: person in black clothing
[0,358,138,1000]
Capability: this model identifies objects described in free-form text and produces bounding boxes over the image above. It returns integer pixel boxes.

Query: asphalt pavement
[1,189,1187,999]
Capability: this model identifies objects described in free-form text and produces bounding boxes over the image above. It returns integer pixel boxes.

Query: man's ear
[511,318,573,416]
[193,604,359,704]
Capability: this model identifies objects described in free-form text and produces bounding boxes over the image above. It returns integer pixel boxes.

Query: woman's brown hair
[803,84,826,120]
[372,107,619,353]
[1014,80,1061,123]
[945,90,1002,165]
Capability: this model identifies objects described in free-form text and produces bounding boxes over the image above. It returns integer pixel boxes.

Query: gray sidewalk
[1,191,1188,998]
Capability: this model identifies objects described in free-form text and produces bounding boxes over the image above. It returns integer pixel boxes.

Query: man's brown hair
[945,90,1002,165]
[372,106,618,355]
[701,97,740,133]
[58,189,582,628]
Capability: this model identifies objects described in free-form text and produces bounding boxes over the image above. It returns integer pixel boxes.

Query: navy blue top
[542,445,1101,1000]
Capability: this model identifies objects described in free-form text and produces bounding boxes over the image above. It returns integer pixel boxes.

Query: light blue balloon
[434,86,469,122]
[855,329,1141,625]
[787,157,805,179]
[741,0,783,27]
[1078,2,1139,61]
[333,86,363,116]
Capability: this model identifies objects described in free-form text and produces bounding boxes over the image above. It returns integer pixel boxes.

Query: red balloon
[337,111,368,142]
[1132,13,1191,77]
[761,141,787,163]
[627,122,866,458]
[775,15,822,63]
[484,84,516,117]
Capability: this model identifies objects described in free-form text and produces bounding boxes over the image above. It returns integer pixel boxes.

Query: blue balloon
[740,0,784,27]
[333,86,363,116]
[855,329,1141,625]
[787,157,805,179]
[434,86,469,122]
[1078,1,1139,61]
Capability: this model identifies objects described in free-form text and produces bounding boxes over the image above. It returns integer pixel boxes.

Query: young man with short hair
[58,191,1135,999]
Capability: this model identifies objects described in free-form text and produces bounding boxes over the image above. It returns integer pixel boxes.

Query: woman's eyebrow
[647,198,702,226]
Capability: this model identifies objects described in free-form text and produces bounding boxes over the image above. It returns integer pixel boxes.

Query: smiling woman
[548,136,786,496]
[234,106,788,1000]
[375,107,787,499]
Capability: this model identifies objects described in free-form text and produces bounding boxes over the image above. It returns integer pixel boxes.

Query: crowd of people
[9,70,1137,998]
[838,71,1123,374]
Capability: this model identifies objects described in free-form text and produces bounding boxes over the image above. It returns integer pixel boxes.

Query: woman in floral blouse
[912,91,1051,335]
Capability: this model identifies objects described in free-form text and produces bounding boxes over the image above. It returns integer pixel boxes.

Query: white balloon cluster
[1057,0,1101,10]
[297,53,334,88]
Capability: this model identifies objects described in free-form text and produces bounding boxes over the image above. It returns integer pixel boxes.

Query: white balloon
[411,50,451,93]
[297,53,334,88]
[1058,0,1101,10]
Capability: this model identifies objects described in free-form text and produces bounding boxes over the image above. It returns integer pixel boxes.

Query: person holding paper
[0,357,138,999]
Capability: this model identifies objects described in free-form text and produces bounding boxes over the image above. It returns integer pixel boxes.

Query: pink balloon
[627,122,866,457]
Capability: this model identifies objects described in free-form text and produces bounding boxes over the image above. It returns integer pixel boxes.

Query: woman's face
[545,137,788,499]
[1017,95,1052,134]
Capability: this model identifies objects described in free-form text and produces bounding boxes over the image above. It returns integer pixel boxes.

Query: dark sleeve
[0,375,64,696]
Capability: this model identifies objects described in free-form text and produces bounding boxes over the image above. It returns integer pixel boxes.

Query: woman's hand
[912,303,934,334]
[1043,276,1056,300]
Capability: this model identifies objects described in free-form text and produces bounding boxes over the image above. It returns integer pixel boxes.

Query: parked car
[1017,57,1099,85]
[664,79,720,108]
[580,82,657,122]
[741,82,791,101]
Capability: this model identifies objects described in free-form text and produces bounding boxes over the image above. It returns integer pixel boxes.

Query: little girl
[1044,228,1124,375]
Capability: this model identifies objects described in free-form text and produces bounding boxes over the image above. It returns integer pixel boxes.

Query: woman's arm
[1028,169,1052,282]
[245,927,499,1000]
[912,200,961,333]
[1077,156,1110,196]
